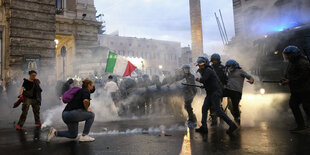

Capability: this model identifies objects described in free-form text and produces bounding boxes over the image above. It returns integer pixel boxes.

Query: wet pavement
[0,116,310,155]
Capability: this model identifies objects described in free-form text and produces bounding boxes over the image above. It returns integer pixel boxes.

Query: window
[128,51,134,57]
[138,52,142,58]
[120,42,123,46]
[56,0,63,9]
[129,43,132,46]
[110,41,114,45]
[119,50,124,56]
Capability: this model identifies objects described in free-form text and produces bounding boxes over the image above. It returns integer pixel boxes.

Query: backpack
[62,87,82,103]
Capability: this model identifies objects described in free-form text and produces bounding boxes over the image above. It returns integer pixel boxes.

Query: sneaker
[16,125,22,131]
[226,124,239,135]
[35,122,42,127]
[79,135,95,142]
[195,126,208,133]
[47,127,56,142]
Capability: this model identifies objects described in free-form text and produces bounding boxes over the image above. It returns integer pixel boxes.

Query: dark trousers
[201,91,235,127]
[17,98,40,126]
[289,92,310,127]
[184,96,197,122]
[223,89,242,120]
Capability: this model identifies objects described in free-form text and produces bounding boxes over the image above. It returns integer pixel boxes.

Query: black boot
[289,126,308,132]
[195,126,208,133]
[226,124,238,135]
[235,118,240,126]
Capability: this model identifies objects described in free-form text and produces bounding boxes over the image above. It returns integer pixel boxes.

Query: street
[1,115,310,155]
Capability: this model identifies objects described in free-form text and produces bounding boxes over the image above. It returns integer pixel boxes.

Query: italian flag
[105,51,137,76]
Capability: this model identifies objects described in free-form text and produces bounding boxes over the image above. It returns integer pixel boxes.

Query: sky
[94,0,235,55]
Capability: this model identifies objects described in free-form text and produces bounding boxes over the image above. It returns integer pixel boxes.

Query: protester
[61,78,74,96]
[104,75,119,105]
[47,78,96,142]
[16,70,42,130]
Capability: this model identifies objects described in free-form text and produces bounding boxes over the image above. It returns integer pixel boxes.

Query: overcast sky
[94,0,235,55]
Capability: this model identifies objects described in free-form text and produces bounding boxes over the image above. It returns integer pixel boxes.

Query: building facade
[178,47,193,67]
[99,34,182,76]
[0,0,102,84]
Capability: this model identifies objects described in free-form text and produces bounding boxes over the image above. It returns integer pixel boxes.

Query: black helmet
[182,64,190,69]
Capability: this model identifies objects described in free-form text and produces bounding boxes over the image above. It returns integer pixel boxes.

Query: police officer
[195,57,238,134]
[282,46,310,132]
[210,53,228,126]
[223,59,254,126]
[179,64,197,126]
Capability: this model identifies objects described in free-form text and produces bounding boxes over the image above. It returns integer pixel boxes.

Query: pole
[219,9,229,43]
[215,13,225,45]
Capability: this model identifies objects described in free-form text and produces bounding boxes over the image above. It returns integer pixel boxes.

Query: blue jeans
[57,109,95,138]
[201,91,235,127]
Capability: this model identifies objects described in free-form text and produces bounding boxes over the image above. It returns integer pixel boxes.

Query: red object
[35,122,42,126]
[13,96,26,108]
[16,125,22,130]
[123,61,137,77]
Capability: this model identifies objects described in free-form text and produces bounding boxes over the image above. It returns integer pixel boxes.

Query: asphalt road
[0,115,310,155]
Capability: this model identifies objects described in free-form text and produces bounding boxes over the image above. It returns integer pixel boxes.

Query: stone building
[0,0,102,84]
[178,47,193,67]
[99,34,182,76]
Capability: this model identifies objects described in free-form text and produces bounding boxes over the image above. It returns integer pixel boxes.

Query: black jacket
[198,67,223,94]
[285,56,310,93]
[212,64,228,86]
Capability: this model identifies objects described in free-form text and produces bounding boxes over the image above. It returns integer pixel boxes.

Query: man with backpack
[47,78,96,142]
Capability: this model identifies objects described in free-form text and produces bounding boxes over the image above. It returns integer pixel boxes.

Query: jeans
[201,91,235,128]
[57,109,95,138]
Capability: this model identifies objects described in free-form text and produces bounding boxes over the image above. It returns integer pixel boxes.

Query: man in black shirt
[210,53,227,126]
[16,70,42,130]
[47,78,96,142]
[195,57,238,135]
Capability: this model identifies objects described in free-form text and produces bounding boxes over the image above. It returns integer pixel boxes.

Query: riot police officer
[223,59,254,126]
[210,53,228,126]
[195,57,238,134]
[282,46,310,132]
[179,64,197,127]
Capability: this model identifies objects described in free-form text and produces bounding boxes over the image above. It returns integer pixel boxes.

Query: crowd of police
[101,45,310,134]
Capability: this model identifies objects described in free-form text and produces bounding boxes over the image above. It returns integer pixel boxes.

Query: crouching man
[47,78,96,142]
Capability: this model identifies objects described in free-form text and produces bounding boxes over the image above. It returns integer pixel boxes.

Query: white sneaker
[47,127,56,142]
[79,135,95,142]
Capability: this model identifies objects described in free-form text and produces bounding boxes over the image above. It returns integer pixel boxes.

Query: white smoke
[88,124,186,136]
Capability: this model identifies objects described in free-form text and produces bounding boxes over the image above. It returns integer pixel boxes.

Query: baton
[262,80,284,83]
[181,83,204,88]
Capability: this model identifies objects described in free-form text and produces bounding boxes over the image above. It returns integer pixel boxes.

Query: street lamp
[141,61,144,74]
[158,65,163,69]
[61,46,67,80]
